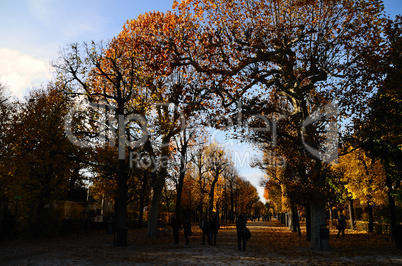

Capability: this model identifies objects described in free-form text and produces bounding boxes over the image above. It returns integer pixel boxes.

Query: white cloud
[0,48,52,98]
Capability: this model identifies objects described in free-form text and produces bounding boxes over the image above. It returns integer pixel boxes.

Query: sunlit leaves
[170,0,386,122]
[336,147,387,206]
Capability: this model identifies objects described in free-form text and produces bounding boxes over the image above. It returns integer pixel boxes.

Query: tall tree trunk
[348,199,355,230]
[387,178,397,242]
[382,156,400,248]
[305,203,311,242]
[115,158,128,246]
[293,205,301,236]
[208,177,218,217]
[328,202,333,226]
[197,156,205,224]
[147,136,171,238]
[224,202,228,225]
[230,187,235,223]
[147,178,164,238]
[137,175,149,229]
[309,200,330,251]
[198,202,203,224]
[175,136,188,218]
[287,212,292,230]
[368,203,374,233]
[290,203,297,232]
[138,194,144,228]
[163,184,171,213]
[198,178,204,224]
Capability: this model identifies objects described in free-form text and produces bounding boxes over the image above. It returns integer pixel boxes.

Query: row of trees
[163,0,394,251]
[0,0,400,251]
[0,80,263,239]
[0,82,89,236]
[258,13,401,247]
[91,139,263,227]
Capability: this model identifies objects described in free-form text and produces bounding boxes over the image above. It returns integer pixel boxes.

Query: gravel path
[1,219,401,265]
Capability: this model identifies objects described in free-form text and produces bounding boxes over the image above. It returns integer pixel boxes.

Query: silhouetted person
[201,216,210,245]
[236,214,247,251]
[210,215,220,245]
[172,214,181,244]
[183,216,192,245]
[337,214,346,238]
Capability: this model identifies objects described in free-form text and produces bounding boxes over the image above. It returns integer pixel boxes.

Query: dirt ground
[0,218,401,265]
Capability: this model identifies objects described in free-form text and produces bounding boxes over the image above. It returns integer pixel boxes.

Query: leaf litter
[0,219,401,265]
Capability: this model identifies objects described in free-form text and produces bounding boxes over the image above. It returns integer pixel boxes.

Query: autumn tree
[128,164,152,228]
[0,81,11,154]
[263,178,283,214]
[235,178,260,215]
[177,169,196,217]
[185,142,229,218]
[89,146,119,218]
[0,81,15,236]
[0,81,12,183]
[169,127,198,221]
[336,147,387,232]
[54,37,152,245]
[184,140,258,222]
[1,84,87,235]
[221,164,239,222]
[116,10,226,238]
[188,141,210,221]
[253,201,267,217]
[55,9,214,241]
[356,15,402,245]
[254,134,311,236]
[203,143,229,217]
[87,143,152,228]
[171,0,385,250]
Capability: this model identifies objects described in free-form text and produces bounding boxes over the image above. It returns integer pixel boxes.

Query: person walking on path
[337,214,347,238]
[209,215,220,245]
[236,214,247,251]
[172,214,181,244]
[201,216,211,245]
[183,217,192,245]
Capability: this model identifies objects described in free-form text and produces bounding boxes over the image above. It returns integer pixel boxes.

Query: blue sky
[1,0,400,202]
[0,0,174,98]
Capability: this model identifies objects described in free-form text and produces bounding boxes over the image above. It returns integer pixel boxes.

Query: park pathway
[0,218,401,265]
[0,218,299,265]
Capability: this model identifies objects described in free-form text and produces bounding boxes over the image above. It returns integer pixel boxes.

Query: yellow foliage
[337,147,387,206]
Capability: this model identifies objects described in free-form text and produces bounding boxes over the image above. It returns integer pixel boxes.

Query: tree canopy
[1,0,400,251]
